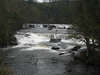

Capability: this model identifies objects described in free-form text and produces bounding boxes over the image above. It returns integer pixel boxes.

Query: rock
[43,24,48,28]
[51,46,60,50]
[9,36,17,45]
[71,45,81,51]
[49,39,61,43]
[48,25,56,30]
[29,25,35,28]
[59,52,65,55]
[24,33,30,37]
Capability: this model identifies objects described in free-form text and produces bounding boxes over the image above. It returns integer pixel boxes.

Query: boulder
[71,45,81,51]
[9,36,17,45]
[51,46,60,50]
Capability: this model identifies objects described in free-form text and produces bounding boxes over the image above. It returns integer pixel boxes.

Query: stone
[51,46,60,50]
[71,45,81,51]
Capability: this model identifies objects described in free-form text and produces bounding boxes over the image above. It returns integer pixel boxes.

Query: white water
[14,24,84,52]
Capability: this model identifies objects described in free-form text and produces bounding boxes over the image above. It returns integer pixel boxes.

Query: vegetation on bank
[71,0,100,66]
[0,49,12,75]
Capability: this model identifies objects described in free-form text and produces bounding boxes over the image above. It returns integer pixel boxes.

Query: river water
[5,24,97,75]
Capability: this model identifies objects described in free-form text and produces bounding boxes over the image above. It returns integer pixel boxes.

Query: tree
[72,0,100,65]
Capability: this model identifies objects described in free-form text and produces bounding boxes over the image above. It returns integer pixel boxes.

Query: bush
[73,49,100,67]
[88,51,100,66]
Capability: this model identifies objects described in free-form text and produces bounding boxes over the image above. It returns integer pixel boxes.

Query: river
[5,24,96,75]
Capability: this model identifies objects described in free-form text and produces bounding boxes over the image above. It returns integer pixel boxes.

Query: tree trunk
[85,37,91,56]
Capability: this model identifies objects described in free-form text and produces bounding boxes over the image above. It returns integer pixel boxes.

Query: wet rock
[0,35,17,47]
[51,46,60,50]
[29,25,35,28]
[71,45,81,51]
[59,52,65,55]
[48,25,56,30]
[49,39,61,43]
[24,33,30,37]
[9,36,17,45]
[43,24,48,28]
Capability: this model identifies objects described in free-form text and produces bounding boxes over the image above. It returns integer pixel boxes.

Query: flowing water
[5,24,95,75]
